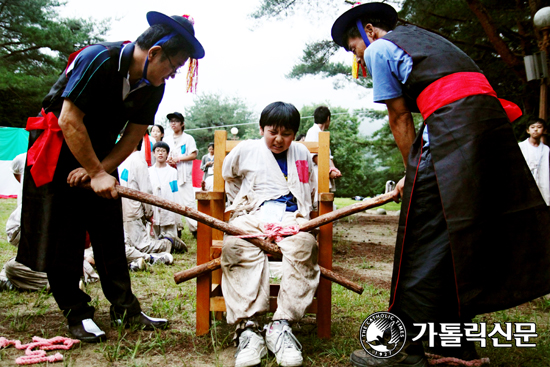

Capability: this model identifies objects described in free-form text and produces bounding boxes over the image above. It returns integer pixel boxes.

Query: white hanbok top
[118,151,153,221]
[222,138,317,219]
[519,139,550,205]
[149,164,182,226]
[167,132,197,184]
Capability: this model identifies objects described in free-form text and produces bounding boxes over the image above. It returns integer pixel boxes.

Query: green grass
[0,198,548,366]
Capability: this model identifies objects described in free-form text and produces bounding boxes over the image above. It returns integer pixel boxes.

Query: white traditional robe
[148,164,182,226]
[222,138,317,219]
[6,153,26,246]
[118,151,153,221]
[167,132,198,184]
[304,124,335,191]
[519,139,550,205]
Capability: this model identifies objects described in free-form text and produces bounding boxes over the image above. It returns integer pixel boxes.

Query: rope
[426,353,490,366]
[234,223,300,243]
[0,336,80,365]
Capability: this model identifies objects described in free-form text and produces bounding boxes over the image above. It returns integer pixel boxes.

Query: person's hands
[206,161,214,167]
[329,168,342,179]
[167,156,178,168]
[90,171,119,199]
[67,167,90,187]
[391,176,406,203]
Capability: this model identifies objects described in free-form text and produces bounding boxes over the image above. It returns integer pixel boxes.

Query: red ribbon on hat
[25,109,64,187]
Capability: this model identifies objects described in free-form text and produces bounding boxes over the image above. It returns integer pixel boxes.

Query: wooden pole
[173,193,396,292]
[111,185,366,294]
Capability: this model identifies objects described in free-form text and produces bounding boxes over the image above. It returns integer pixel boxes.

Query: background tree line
[2,0,547,197]
[0,0,108,127]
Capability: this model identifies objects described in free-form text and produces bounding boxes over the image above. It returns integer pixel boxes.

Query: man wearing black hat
[17,11,204,342]
[332,3,550,367]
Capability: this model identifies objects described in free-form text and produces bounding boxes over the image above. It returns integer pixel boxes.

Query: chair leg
[316,277,331,339]
[196,273,211,336]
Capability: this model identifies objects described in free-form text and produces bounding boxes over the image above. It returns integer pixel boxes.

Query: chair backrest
[212,129,331,201]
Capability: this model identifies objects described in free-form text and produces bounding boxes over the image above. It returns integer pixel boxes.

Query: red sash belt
[416,72,522,122]
[25,109,64,187]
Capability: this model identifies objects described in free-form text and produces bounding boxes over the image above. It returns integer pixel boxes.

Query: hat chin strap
[356,19,371,47]
[132,32,177,89]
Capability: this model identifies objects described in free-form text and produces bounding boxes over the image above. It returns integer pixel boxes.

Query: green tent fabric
[0,127,29,197]
[0,127,29,161]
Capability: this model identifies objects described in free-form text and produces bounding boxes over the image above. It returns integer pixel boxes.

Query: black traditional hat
[147,11,205,59]
[331,2,398,50]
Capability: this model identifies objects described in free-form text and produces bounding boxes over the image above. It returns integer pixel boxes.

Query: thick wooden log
[112,185,382,295]
[299,193,394,232]
[174,257,364,295]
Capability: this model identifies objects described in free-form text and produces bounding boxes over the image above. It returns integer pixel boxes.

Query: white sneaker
[128,258,147,271]
[150,253,174,265]
[265,321,303,366]
[235,328,267,367]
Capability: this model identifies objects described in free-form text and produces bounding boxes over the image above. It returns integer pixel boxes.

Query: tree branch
[463,0,522,68]
[1,45,42,58]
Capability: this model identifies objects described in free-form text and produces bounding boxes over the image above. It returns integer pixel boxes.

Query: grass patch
[0,198,548,366]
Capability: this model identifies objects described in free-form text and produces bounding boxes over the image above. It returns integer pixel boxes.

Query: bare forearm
[386,97,415,167]
[58,100,104,178]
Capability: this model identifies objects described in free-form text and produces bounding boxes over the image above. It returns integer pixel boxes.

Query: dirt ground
[332,210,399,291]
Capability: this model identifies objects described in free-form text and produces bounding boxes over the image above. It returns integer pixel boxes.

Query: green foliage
[252,0,549,130]
[398,0,546,118]
[300,104,399,197]
[0,0,109,127]
[184,92,259,156]
[288,40,372,89]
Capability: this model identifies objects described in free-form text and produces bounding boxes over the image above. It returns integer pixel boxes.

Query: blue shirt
[364,37,430,146]
[272,151,298,212]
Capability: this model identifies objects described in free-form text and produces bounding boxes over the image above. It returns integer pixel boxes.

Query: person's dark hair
[151,124,165,140]
[296,134,306,141]
[153,141,170,153]
[207,142,214,149]
[527,118,547,129]
[343,16,394,49]
[314,106,331,125]
[259,102,301,133]
[136,24,192,59]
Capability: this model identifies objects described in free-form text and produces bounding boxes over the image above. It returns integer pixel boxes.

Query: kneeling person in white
[221,102,319,367]
[149,142,185,244]
[118,143,179,254]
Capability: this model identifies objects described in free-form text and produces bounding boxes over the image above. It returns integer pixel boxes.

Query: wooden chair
[195,130,334,339]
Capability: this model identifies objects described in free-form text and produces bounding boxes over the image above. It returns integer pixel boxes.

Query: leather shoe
[111,311,169,330]
[68,319,107,343]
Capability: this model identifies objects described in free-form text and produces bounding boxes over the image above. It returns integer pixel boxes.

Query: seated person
[6,152,26,246]
[221,102,319,367]
[119,140,187,254]
[149,142,185,240]
[84,244,173,273]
